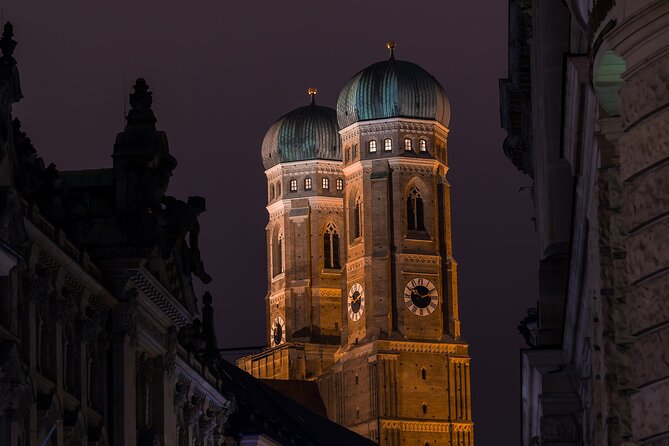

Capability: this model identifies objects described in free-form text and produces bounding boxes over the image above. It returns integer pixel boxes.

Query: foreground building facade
[501,0,669,444]
[0,23,373,446]
[240,45,474,445]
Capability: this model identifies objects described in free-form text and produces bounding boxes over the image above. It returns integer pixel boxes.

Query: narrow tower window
[353,195,363,239]
[269,184,275,201]
[323,223,340,269]
[422,403,428,414]
[368,140,377,153]
[384,138,392,151]
[404,138,412,151]
[407,187,425,231]
[421,368,427,380]
[289,179,298,192]
[336,179,344,191]
[272,230,284,277]
[276,181,281,196]
[419,139,427,152]
[304,177,312,190]
[322,177,330,190]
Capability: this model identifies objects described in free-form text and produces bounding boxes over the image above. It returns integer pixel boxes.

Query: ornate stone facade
[500,1,669,444]
[0,24,371,446]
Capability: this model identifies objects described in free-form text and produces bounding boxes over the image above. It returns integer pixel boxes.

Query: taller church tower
[240,44,473,446]
[317,42,473,446]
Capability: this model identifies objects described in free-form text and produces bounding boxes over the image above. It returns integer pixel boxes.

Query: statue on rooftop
[161,195,212,284]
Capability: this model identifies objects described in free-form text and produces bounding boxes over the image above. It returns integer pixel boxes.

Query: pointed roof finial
[308,87,317,105]
[124,78,156,129]
[130,78,153,111]
[386,40,396,60]
[1,22,17,60]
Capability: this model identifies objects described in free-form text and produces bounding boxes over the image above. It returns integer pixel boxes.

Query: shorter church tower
[238,90,346,380]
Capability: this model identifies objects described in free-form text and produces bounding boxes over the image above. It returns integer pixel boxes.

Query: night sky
[4,1,538,443]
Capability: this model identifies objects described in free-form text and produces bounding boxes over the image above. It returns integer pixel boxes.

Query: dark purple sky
[5,1,538,443]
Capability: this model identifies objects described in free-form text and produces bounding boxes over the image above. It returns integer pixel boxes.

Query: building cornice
[265,159,343,182]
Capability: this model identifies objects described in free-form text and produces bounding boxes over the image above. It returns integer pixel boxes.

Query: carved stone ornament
[122,289,139,340]
[56,288,79,323]
[174,380,191,427]
[183,393,204,427]
[24,266,53,308]
[217,397,236,426]
[164,326,177,376]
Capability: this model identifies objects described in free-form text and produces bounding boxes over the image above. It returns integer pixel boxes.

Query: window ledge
[322,268,342,275]
[271,272,285,282]
[405,231,431,241]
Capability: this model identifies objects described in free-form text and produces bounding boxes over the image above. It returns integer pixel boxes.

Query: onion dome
[337,41,450,129]
[262,89,341,170]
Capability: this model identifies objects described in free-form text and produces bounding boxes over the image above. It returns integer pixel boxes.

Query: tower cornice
[339,117,449,144]
[265,159,343,182]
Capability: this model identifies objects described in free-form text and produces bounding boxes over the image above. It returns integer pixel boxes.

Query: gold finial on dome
[308,87,317,104]
[386,40,396,59]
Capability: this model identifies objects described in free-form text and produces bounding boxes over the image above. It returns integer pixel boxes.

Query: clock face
[347,282,365,321]
[270,316,286,347]
[403,278,438,316]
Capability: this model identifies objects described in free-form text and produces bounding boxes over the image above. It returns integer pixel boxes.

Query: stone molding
[379,419,472,433]
[131,268,192,329]
[265,160,343,182]
[346,257,371,274]
[314,288,341,298]
[342,163,372,183]
[267,291,286,308]
[381,340,459,355]
[308,196,344,214]
[340,118,449,144]
[388,158,443,176]
[396,253,441,266]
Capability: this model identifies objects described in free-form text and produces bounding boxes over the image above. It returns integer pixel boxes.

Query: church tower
[316,43,474,445]
[238,90,346,380]
[240,44,474,446]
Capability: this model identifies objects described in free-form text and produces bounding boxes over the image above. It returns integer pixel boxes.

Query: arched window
[324,223,340,269]
[384,138,392,151]
[304,177,312,190]
[407,187,425,231]
[422,403,428,414]
[322,178,330,190]
[419,139,427,152]
[269,184,275,201]
[421,368,427,380]
[368,140,377,153]
[404,138,412,151]
[353,195,363,239]
[336,179,344,191]
[272,230,284,277]
[289,179,298,192]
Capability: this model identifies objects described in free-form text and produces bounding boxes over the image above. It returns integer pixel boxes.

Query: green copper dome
[336,56,450,129]
[262,100,341,170]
